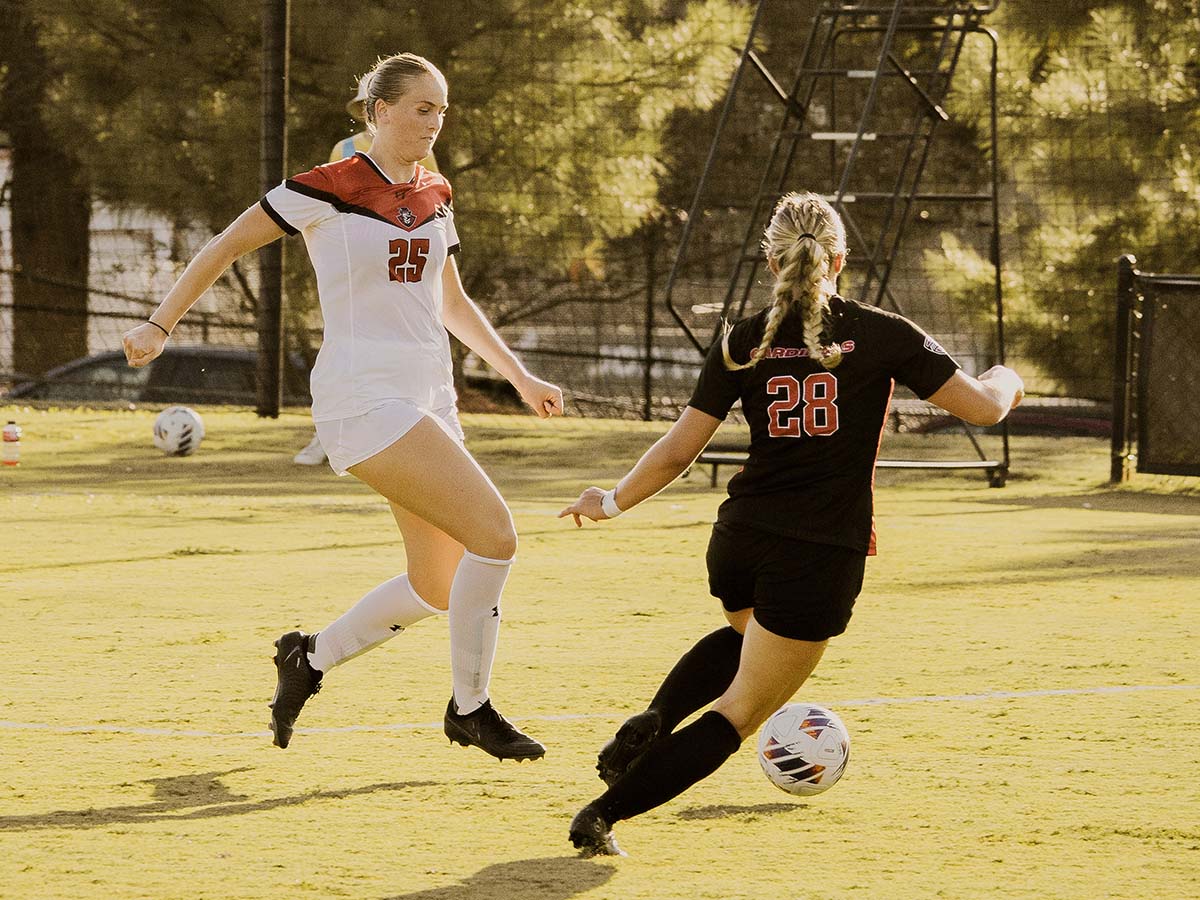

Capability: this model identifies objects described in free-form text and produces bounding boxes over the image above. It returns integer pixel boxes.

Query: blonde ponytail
[722,192,847,371]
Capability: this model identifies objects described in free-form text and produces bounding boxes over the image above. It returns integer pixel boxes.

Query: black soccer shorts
[705,521,866,642]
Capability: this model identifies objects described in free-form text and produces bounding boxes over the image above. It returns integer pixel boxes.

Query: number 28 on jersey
[767,373,839,438]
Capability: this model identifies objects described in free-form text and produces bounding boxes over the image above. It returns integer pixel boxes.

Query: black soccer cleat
[597,709,662,786]
[443,698,546,761]
[569,803,626,857]
[269,630,322,749]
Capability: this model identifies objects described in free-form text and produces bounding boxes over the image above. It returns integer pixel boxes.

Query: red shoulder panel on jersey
[286,155,452,231]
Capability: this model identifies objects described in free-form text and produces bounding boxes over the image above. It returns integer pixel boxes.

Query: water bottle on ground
[2,421,21,466]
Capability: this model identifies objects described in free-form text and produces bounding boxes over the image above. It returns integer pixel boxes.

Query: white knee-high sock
[448,550,512,714]
[308,574,443,673]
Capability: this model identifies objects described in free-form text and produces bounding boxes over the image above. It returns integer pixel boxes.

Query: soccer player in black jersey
[558,191,1024,856]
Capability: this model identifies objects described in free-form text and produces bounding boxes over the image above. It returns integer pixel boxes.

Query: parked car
[5,345,313,406]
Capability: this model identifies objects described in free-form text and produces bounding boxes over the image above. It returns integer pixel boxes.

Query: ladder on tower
[665,0,1009,485]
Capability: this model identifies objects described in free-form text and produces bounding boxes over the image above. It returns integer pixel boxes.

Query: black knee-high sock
[595,711,743,823]
[647,627,744,733]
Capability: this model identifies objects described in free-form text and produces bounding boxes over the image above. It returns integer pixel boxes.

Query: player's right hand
[558,486,608,527]
[123,322,169,368]
[979,365,1024,409]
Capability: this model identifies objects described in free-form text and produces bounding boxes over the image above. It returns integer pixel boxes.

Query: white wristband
[601,488,623,519]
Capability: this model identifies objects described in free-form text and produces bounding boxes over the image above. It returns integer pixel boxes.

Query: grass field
[2,405,1197,900]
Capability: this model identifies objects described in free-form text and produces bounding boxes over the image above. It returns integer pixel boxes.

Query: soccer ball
[757,703,850,796]
[153,406,205,456]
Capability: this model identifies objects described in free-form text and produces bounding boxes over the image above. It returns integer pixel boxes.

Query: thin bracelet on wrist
[601,488,623,519]
[147,320,171,337]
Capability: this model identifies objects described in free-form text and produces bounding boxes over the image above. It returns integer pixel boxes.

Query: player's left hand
[558,486,607,527]
[517,374,564,419]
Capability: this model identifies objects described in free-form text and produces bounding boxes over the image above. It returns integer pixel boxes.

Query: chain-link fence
[0,0,752,417]
[942,1,1200,402]
[2,1,1195,422]
[1113,257,1200,479]
[1139,282,1200,474]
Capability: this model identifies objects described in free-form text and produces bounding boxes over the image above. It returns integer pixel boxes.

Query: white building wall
[0,143,254,382]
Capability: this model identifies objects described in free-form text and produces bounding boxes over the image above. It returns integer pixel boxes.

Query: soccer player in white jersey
[123,53,563,761]
[293,75,442,468]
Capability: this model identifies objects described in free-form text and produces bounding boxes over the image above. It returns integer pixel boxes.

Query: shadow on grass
[896,524,1199,590]
[676,802,801,821]
[2,537,401,575]
[966,485,1200,516]
[15,455,368,497]
[382,856,616,900]
[987,534,1199,582]
[0,769,440,831]
[8,413,668,500]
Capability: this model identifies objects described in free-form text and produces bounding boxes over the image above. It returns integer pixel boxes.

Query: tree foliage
[448,2,748,270]
[931,0,1200,397]
[30,1,748,285]
[0,1,92,374]
[31,1,419,229]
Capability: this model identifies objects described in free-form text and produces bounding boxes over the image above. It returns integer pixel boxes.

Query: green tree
[27,0,422,357]
[0,0,91,376]
[26,0,748,327]
[929,0,1200,398]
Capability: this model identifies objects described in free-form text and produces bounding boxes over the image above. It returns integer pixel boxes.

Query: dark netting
[447,1,752,419]
[2,0,1195,426]
[944,5,1200,403]
[0,0,752,416]
[655,0,1011,478]
[1137,280,1200,476]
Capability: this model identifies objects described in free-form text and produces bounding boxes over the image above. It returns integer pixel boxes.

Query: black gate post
[642,220,661,421]
[257,0,289,418]
[1110,254,1137,482]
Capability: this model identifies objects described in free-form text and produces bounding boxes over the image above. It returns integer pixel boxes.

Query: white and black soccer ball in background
[758,703,850,797]
[153,406,205,456]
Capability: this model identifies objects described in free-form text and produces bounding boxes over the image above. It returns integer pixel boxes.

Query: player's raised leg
[349,416,545,761]
[597,611,750,784]
[570,615,825,856]
[269,506,455,749]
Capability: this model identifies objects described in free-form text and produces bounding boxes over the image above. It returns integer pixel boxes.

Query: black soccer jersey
[688,296,960,554]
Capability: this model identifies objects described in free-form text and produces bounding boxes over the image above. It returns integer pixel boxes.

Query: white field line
[0,684,1195,739]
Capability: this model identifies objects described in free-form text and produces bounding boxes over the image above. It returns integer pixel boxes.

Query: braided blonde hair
[722,191,847,371]
[361,53,446,135]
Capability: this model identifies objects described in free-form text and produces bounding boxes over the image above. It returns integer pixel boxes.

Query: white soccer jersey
[260,152,461,422]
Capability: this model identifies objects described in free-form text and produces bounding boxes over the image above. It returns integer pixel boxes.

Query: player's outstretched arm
[123,205,285,368]
[927,366,1025,426]
[440,257,563,418]
[559,406,723,527]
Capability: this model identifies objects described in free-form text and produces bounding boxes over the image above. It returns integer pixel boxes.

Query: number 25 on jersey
[767,373,839,437]
[388,238,430,284]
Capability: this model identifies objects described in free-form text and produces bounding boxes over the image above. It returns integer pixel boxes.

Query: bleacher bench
[692,444,1006,487]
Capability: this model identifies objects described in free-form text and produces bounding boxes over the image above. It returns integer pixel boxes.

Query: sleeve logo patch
[923,335,948,355]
